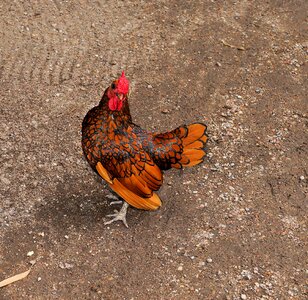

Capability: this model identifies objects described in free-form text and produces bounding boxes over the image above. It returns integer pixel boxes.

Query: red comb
[117,71,129,94]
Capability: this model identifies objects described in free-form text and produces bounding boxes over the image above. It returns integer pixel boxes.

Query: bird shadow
[32,180,131,234]
[31,173,164,234]
[3,169,176,260]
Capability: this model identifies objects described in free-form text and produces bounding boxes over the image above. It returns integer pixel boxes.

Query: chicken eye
[111,83,116,89]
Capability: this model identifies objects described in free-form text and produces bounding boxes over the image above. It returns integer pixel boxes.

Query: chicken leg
[104,201,129,228]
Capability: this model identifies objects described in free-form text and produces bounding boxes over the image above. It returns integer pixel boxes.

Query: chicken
[82,72,207,227]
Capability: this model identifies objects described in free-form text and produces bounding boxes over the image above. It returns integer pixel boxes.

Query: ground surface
[0,0,307,299]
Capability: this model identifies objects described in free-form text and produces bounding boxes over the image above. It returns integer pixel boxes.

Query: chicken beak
[118,93,124,101]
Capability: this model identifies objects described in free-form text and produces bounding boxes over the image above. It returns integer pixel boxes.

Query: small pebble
[255,88,261,93]
[299,175,305,180]
[147,84,153,89]
[206,258,213,263]
[1,177,11,185]
[241,294,247,300]
[161,109,169,114]
[37,277,41,282]
[27,251,34,257]
[177,265,183,271]
[241,270,253,280]
[216,62,222,67]
[59,262,74,269]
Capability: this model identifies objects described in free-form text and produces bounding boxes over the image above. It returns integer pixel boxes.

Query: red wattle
[108,96,123,111]
[108,96,118,111]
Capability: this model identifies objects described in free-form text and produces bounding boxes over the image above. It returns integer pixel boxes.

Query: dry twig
[0,269,31,288]
[221,39,245,51]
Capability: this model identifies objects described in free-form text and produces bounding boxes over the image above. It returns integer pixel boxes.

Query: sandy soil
[0,0,307,299]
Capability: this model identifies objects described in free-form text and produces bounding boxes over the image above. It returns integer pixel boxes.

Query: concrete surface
[0,0,307,299]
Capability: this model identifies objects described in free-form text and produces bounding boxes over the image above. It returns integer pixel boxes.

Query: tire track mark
[0,0,158,86]
[51,0,62,12]
[4,49,23,82]
[1,42,152,85]
[59,58,77,84]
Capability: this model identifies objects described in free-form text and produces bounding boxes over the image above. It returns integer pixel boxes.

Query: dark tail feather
[152,123,207,170]
[176,123,207,168]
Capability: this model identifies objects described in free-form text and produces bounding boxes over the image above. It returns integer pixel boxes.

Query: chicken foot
[104,201,129,228]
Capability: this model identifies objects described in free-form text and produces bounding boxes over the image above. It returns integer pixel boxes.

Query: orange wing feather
[96,156,162,211]
[111,179,161,210]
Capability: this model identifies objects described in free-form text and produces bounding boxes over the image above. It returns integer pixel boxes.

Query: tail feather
[177,123,207,168]
[152,122,207,170]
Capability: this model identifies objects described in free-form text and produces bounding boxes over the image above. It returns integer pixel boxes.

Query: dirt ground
[0,0,307,299]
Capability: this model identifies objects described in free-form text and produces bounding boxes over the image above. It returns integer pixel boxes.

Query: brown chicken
[82,72,207,226]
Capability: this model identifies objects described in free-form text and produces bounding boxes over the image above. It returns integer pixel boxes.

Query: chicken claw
[104,202,129,228]
[106,194,122,205]
[109,200,123,206]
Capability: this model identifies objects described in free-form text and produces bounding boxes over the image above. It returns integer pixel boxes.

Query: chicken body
[82,72,207,226]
